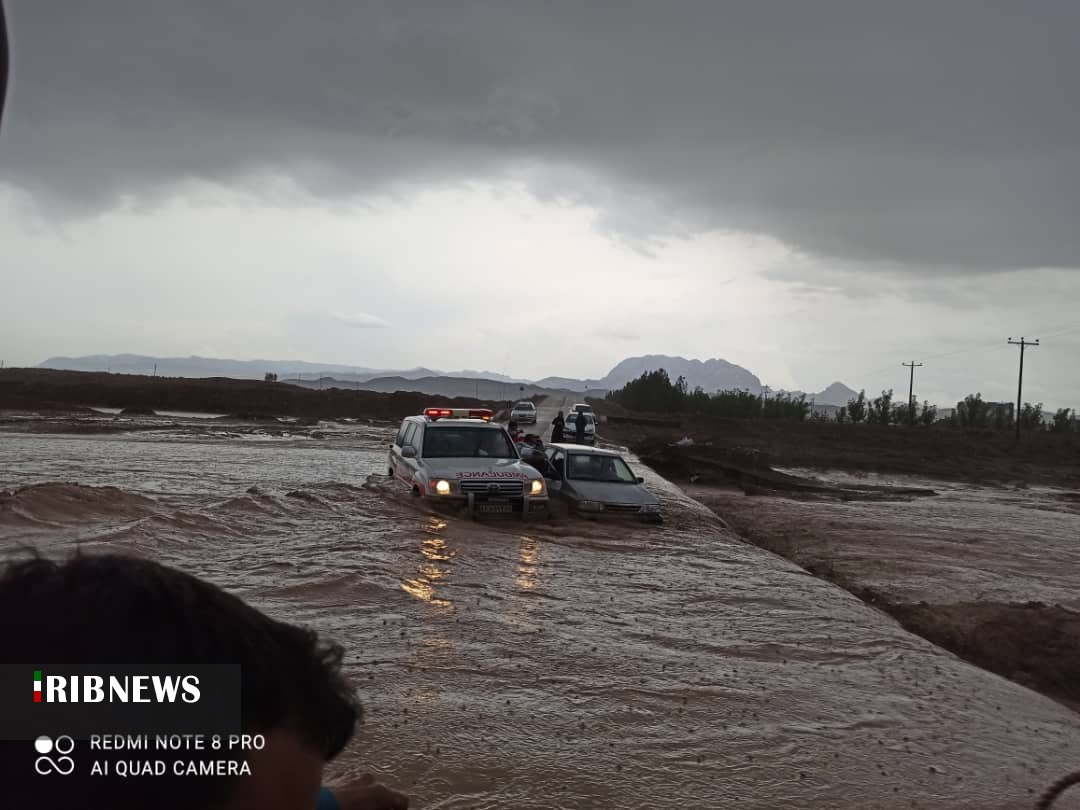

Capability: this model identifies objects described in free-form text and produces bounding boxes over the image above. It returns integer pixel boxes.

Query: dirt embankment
[709,495,1080,712]
[0,368,494,421]
[597,404,1080,712]
[595,403,1080,488]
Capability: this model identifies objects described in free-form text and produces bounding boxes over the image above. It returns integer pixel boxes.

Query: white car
[510,400,538,424]
[564,411,596,445]
[388,407,549,518]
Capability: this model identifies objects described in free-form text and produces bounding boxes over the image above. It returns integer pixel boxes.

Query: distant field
[0,368,491,421]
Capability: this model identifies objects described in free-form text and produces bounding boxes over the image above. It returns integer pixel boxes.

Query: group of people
[508,409,584,446]
[552,409,588,444]
[502,409,588,480]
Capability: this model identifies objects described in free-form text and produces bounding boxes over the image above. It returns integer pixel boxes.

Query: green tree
[607,371,810,421]
[955,393,989,428]
[1051,408,1075,432]
[607,368,684,412]
[891,401,914,426]
[845,390,868,423]
[1019,402,1044,431]
[763,393,811,421]
[869,389,894,425]
[919,401,937,426]
[990,404,1011,431]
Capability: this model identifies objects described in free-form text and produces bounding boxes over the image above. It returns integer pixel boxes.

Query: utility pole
[761,385,771,414]
[1007,337,1039,438]
[902,361,922,426]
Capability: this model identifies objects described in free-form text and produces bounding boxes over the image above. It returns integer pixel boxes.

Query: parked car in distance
[510,400,538,425]
[543,443,662,522]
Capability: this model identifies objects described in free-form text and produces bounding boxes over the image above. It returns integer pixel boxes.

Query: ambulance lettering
[455,471,527,479]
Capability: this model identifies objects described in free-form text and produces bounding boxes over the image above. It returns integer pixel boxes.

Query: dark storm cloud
[4,1,1080,271]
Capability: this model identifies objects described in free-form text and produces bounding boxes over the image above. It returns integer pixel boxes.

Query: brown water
[3,413,1080,809]
[695,468,1080,609]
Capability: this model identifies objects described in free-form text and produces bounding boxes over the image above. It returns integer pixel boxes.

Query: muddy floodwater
[3,413,1080,809]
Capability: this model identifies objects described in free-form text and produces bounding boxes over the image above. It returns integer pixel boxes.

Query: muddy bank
[636,441,938,500]
[597,405,1080,488]
[889,601,1080,710]
[686,478,1080,713]
[0,368,493,420]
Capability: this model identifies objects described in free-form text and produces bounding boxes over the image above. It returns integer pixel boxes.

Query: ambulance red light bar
[424,408,493,421]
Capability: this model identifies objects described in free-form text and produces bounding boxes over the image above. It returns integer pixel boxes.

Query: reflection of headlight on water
[530,479,544,495]
[434,480,451,495]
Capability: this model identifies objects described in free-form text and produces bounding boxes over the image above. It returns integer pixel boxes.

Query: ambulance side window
[401,423,417,449]
[395,420,410,447]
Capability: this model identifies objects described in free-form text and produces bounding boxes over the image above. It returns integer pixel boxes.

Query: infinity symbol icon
[34,735,75,775]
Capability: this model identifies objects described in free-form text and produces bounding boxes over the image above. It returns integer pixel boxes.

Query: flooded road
[3,412,1080,808]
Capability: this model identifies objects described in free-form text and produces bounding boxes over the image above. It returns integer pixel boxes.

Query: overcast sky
[2,2,1078,408]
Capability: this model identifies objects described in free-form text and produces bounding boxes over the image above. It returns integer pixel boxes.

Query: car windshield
[423,426,517,459]
[567,453,637,483]
[514,402,534,410]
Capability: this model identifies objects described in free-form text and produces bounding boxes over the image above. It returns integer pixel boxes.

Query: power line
[854,338,1007,380]
[919,339,1010,363]
[1007,337,1039,439]
[1039,324,1080,341]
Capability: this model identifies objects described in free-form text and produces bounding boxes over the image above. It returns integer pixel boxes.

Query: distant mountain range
[37,353,858,406]
[37,354,529,385]
[533,355,761,392]
[535,355,857,405]
[295,375,608,400]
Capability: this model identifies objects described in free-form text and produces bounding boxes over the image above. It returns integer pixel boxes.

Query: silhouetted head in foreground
[0,553,359,809]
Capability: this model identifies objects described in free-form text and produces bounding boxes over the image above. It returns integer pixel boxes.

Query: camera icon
[34,735,75,775]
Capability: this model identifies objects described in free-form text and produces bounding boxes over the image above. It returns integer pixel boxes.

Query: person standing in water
[551,411,565,443]
[574,410,587,444]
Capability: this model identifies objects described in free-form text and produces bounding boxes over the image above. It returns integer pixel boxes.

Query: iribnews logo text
[35,673,201,704]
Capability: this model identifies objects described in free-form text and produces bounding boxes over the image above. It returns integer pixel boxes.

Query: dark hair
[0,553,359,807]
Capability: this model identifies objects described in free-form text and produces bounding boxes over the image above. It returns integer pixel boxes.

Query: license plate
[476,503,513,514]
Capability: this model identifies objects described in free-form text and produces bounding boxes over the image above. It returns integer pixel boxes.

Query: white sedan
[510,400,538,424]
